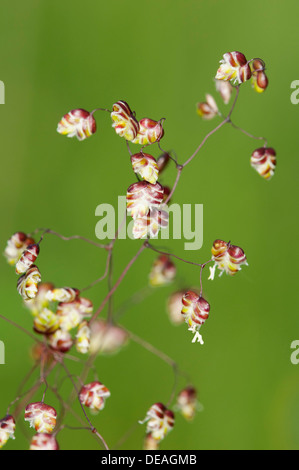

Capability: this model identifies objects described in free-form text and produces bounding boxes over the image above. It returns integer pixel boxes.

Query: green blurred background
[0,0,298,450]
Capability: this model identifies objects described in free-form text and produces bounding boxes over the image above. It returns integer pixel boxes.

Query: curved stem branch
[91,242,147,323]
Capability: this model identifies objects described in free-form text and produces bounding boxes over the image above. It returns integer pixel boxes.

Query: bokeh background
[0,0,298,450]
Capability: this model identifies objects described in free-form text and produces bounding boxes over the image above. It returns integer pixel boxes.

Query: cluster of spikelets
[2,231,205,449]
[149,240,247,341]
[196,51,276,180]
[0,382,112,450]
[2,232,248,449]
[139,240,247,447]
[57,54,277,184]
[57,100,172,240]
[5,232,94,354]
[4,232,133,358]
[216,52,268,88]
[2,232,134,449]
[57,53,277,245]
[2,232,206,450]
[57,100,164,145]
[178,238,248,338]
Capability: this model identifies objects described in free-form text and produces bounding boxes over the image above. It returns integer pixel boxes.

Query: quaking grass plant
[1,51,276,450]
